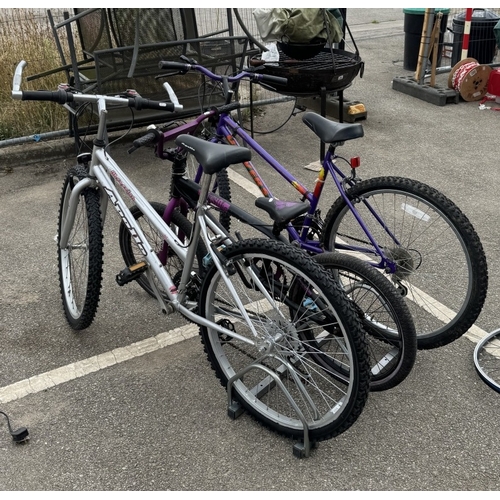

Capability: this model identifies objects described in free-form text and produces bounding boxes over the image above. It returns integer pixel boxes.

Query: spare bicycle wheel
[474,328,500,393]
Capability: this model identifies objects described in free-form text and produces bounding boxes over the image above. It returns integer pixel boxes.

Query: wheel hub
[258,320,299,354]
[385,246,416,279]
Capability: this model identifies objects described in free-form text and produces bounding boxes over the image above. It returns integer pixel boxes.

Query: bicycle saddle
[255,197,310,225]
[175,134,251,175]
[302,112,364,144]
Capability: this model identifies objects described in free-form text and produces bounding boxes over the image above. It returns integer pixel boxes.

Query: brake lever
[162,82,183,112]
[180,54,198,65]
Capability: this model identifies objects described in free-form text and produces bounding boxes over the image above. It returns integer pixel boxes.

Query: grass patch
[0,9,68,140]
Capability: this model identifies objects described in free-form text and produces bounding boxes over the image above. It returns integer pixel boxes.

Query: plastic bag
[261,42,279,65]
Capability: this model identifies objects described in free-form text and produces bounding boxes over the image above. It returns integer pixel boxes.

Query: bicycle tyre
[473,328,500,393]
[118,202,207,300]
[57,165,103,330]
[321,176,488,350]
[313,252,417,391]
[212,170,231,231]
[198,238,371,442]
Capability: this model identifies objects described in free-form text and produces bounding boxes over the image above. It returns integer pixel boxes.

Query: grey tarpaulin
[253,8,343,45]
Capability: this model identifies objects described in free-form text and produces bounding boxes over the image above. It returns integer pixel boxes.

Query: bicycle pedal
[116,261,148,286]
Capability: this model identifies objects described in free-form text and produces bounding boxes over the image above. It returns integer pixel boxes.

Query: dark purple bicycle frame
[154,66,397,271]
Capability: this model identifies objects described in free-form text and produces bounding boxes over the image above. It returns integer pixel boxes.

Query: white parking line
[0,324,199,404]
[227,167,263,198]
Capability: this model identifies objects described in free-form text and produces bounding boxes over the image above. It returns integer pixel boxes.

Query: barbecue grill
[250,47,364,97]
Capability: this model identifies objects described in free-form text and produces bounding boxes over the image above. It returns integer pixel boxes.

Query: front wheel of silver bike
[198,238,371,442]
[57,165,103,330]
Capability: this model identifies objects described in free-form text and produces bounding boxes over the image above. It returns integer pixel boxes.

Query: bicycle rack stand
[226,360,318,459]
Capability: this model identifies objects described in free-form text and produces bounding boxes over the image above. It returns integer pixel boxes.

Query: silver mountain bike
[12,60,372,457]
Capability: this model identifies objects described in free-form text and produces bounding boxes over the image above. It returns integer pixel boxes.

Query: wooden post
[430,12,443,87]
[415,8,435,83]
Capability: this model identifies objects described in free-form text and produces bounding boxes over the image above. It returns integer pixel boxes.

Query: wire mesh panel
[43,8,259,143]
[74,8,113,56]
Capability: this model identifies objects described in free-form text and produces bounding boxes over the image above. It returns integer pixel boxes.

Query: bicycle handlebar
[11,60,181,113]
[128,129,160,154]
[158,60,288,87]
[18,89,76,104]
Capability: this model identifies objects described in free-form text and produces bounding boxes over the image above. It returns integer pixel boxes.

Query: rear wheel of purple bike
[322,176,488,350]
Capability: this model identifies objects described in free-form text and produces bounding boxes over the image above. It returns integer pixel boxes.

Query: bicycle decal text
[207,192,231,211]
[110,169,136,202]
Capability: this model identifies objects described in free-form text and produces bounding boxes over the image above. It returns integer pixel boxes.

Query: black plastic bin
[451,9,500,66]
[403,8,450,71]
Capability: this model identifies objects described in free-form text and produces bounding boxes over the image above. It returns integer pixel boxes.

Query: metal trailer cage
[28,8,259,151]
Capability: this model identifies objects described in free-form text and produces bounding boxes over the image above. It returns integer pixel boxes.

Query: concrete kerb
[0,136,75,169]
[0,128,148,169]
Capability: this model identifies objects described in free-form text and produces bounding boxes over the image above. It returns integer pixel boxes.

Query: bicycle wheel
[322,176,488,350]
[313,252,417,391]
[474,328,500,393]
[118,202,206,300]
[198,238,371,442]
[57,165,103,330]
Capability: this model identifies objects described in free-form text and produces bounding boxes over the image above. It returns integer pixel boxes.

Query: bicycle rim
[198,239,371,442]
[474,329,500,393]
[58,166,103,330]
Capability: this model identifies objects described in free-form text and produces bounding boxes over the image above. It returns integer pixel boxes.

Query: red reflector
[350,156,360,168]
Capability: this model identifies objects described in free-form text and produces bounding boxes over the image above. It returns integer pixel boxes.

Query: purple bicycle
[124,58,488,351]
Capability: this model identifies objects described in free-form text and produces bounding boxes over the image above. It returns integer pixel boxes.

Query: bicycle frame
[59,100,263,343]
[219,114,396,268]
[155,106,395,271]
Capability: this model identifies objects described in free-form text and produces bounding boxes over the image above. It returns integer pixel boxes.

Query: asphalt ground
[1,8,500,492]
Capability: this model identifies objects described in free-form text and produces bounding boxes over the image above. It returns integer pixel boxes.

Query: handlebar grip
[19,90,74,104]
[259,74,288,86]
[127,129,160,154]
[158,61,191,73]
[130,97,175,111]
